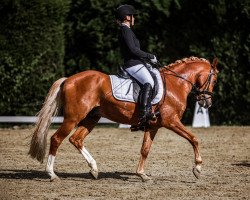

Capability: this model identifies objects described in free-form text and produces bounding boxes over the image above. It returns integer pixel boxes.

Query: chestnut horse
[29,56,218,182]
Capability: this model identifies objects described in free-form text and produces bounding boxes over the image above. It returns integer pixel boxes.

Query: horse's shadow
[0,169,137,181]
[232,160,250,168]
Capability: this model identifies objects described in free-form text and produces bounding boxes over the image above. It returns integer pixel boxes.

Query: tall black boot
[138,83,155,125]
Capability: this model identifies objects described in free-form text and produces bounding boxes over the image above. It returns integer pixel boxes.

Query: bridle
[153,61,216,101]
[195,69,216,100]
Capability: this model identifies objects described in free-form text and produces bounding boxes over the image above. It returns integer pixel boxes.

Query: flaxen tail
[28,77,67,163]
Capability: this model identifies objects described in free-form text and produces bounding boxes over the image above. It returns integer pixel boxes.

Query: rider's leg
[139,83,155,123]
[125,64,155,125]
[125,64,154,88]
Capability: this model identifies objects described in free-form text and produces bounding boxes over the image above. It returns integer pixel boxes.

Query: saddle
[109,65,163,105]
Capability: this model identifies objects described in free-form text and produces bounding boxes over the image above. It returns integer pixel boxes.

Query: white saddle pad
[109,68,163,105]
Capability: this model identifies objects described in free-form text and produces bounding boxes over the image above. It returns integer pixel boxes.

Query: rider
[115,4,158,127]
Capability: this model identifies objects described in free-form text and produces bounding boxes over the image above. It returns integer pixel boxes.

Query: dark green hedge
[0,0,249,124]
[0,0,69,115]
[64,0,249,125]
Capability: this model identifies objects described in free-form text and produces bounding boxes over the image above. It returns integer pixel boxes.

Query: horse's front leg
[136,129,158,182]
[167,120,202,179]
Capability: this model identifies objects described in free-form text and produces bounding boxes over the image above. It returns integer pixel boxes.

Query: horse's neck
[164,63,201,94]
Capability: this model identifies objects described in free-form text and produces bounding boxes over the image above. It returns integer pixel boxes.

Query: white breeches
[125,64,154,88]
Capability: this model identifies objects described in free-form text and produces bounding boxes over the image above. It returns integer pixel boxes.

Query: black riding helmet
[115,4,138,21]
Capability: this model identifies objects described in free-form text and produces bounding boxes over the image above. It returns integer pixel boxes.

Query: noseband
[195,69,216,99]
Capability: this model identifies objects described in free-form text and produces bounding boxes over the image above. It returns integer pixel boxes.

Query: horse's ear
[212,57,219,73]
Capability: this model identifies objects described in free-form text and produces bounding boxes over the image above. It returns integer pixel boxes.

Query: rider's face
[125,15,135,26]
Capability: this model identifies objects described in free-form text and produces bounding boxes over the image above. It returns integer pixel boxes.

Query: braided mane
[166,56,210,68]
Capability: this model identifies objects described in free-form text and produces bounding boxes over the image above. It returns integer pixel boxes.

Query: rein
[154,61,215,100]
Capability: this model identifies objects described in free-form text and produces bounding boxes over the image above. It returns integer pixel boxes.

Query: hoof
[193,166,201,179]
[50,175,60,182]
[138,173,153,182]
[90,169,98,179]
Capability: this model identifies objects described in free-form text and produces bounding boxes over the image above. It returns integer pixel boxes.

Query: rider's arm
[121,27,154,60]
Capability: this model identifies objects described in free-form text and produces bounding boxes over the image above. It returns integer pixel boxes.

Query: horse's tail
[28,77,67,163]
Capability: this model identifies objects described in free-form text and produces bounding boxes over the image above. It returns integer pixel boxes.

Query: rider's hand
[150,55,158,64]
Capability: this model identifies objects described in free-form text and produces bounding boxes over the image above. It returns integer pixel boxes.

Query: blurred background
[0,0,249,125]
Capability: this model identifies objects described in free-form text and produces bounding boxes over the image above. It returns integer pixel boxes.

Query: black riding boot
[138,83,155,126]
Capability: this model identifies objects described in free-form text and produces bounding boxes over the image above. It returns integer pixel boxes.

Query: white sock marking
[46,155,57,178]
[80,147,98,171]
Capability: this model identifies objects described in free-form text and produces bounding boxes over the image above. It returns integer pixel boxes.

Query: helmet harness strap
[128,15,133,27]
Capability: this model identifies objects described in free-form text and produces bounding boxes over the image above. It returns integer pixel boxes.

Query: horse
[28,56,218,182]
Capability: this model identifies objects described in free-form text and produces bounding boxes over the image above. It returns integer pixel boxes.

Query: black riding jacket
[118,24,154,68]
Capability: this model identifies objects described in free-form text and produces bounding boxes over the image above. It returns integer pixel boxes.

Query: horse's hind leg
[46,118,78,181]
[69,114,100,179]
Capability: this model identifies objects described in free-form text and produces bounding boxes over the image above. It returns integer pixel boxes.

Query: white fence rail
[0,116,115,124]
